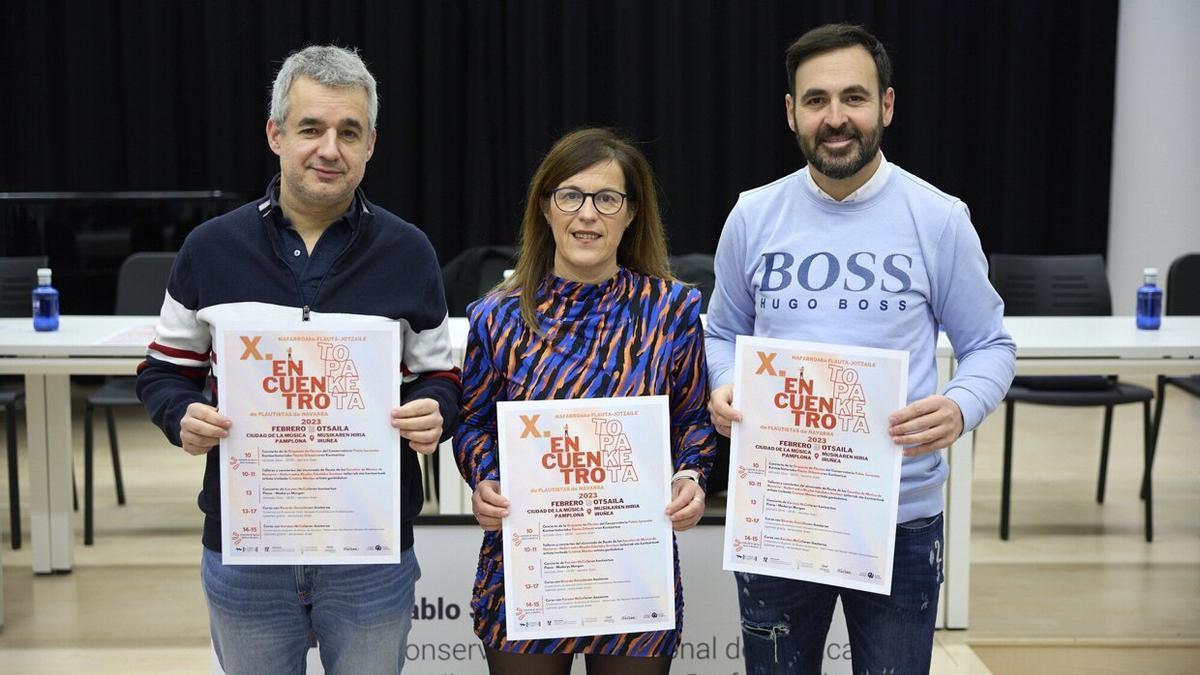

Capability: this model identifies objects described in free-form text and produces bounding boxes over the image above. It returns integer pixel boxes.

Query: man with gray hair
[137,45,460,674]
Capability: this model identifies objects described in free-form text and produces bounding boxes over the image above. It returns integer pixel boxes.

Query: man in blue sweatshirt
[136,46,460,674]
[705,24,1015,674]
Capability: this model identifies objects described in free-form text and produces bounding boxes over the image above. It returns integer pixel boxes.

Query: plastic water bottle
[32,267,59,332]
[1135,267,1162,330]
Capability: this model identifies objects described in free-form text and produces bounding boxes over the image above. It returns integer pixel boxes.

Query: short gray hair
[269,45,378,130]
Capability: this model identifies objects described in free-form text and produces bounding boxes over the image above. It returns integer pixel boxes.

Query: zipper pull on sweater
[302,305,310,321]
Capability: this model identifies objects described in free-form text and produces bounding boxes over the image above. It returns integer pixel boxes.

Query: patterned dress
[454,267,716,656]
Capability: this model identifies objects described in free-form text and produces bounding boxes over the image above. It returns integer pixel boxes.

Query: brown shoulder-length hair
[499,127,674,331]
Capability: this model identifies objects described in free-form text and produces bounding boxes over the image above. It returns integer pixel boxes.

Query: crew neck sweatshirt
[705,164,1015,521]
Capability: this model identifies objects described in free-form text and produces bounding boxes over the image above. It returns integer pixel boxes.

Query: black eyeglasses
[546,187,630,216]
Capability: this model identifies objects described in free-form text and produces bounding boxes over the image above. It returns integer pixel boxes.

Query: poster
[497,396,675,640]
[216,323,401,564]
[723,336,907,593]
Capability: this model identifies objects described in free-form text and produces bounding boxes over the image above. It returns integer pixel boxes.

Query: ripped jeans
[734,513,944,675]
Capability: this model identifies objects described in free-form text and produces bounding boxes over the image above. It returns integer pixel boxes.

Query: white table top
[999,315,1200,359]
[0,316,159,357]
[3,314,1195,362]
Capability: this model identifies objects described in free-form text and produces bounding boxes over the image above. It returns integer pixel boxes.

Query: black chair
[670,253,716,313]
[1150,254,1200,474]
[441,245,518,317]
[82,252,175,545]
[990,254,1156,541]
[0,256,48,549]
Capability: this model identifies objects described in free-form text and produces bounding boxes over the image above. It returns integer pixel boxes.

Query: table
[0,316,153,574]
[939,315,1200,627]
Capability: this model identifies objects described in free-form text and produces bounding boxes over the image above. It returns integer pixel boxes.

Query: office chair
[1149,253,1200,481]
[670,253,716,313]
[82,252,175,545]
[990,254,1156,541]
[0,256,48,549]
[441,246,518,317]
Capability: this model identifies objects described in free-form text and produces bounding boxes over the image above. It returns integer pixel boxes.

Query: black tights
[484,646,672,675]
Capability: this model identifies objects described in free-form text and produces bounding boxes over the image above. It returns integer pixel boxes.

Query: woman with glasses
[453,127,715,675]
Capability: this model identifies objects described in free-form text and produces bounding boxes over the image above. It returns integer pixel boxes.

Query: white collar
[804,153,891,203]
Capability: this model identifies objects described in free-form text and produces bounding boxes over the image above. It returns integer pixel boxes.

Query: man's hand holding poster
[723,336,908,594]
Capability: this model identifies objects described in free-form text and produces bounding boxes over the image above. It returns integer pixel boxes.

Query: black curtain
[3,0,1118,263]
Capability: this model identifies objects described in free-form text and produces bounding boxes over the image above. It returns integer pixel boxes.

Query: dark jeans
[734,513,944,675]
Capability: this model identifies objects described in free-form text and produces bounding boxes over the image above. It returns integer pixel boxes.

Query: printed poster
[498,396,675,640]
[216,323,401,564]
[723,336,908,593]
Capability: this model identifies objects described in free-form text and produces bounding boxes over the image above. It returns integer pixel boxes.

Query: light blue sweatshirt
[705,164,1016,522]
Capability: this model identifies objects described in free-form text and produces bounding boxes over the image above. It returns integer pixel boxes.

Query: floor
[964,374,1200,674]
[0,374,1197,674]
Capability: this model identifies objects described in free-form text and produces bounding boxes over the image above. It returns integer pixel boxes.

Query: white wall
[1108,0,1200,310]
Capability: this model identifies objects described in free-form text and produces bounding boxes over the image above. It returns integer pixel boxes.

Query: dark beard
[797,116,884,180]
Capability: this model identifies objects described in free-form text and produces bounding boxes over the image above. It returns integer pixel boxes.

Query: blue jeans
[201,547,420,675]
[735,513,944,675]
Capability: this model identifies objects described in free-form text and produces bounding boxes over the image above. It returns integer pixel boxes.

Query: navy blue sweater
[137,179,461,553]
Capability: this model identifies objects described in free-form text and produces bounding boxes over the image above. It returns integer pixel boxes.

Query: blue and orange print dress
[453,267,716,657]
